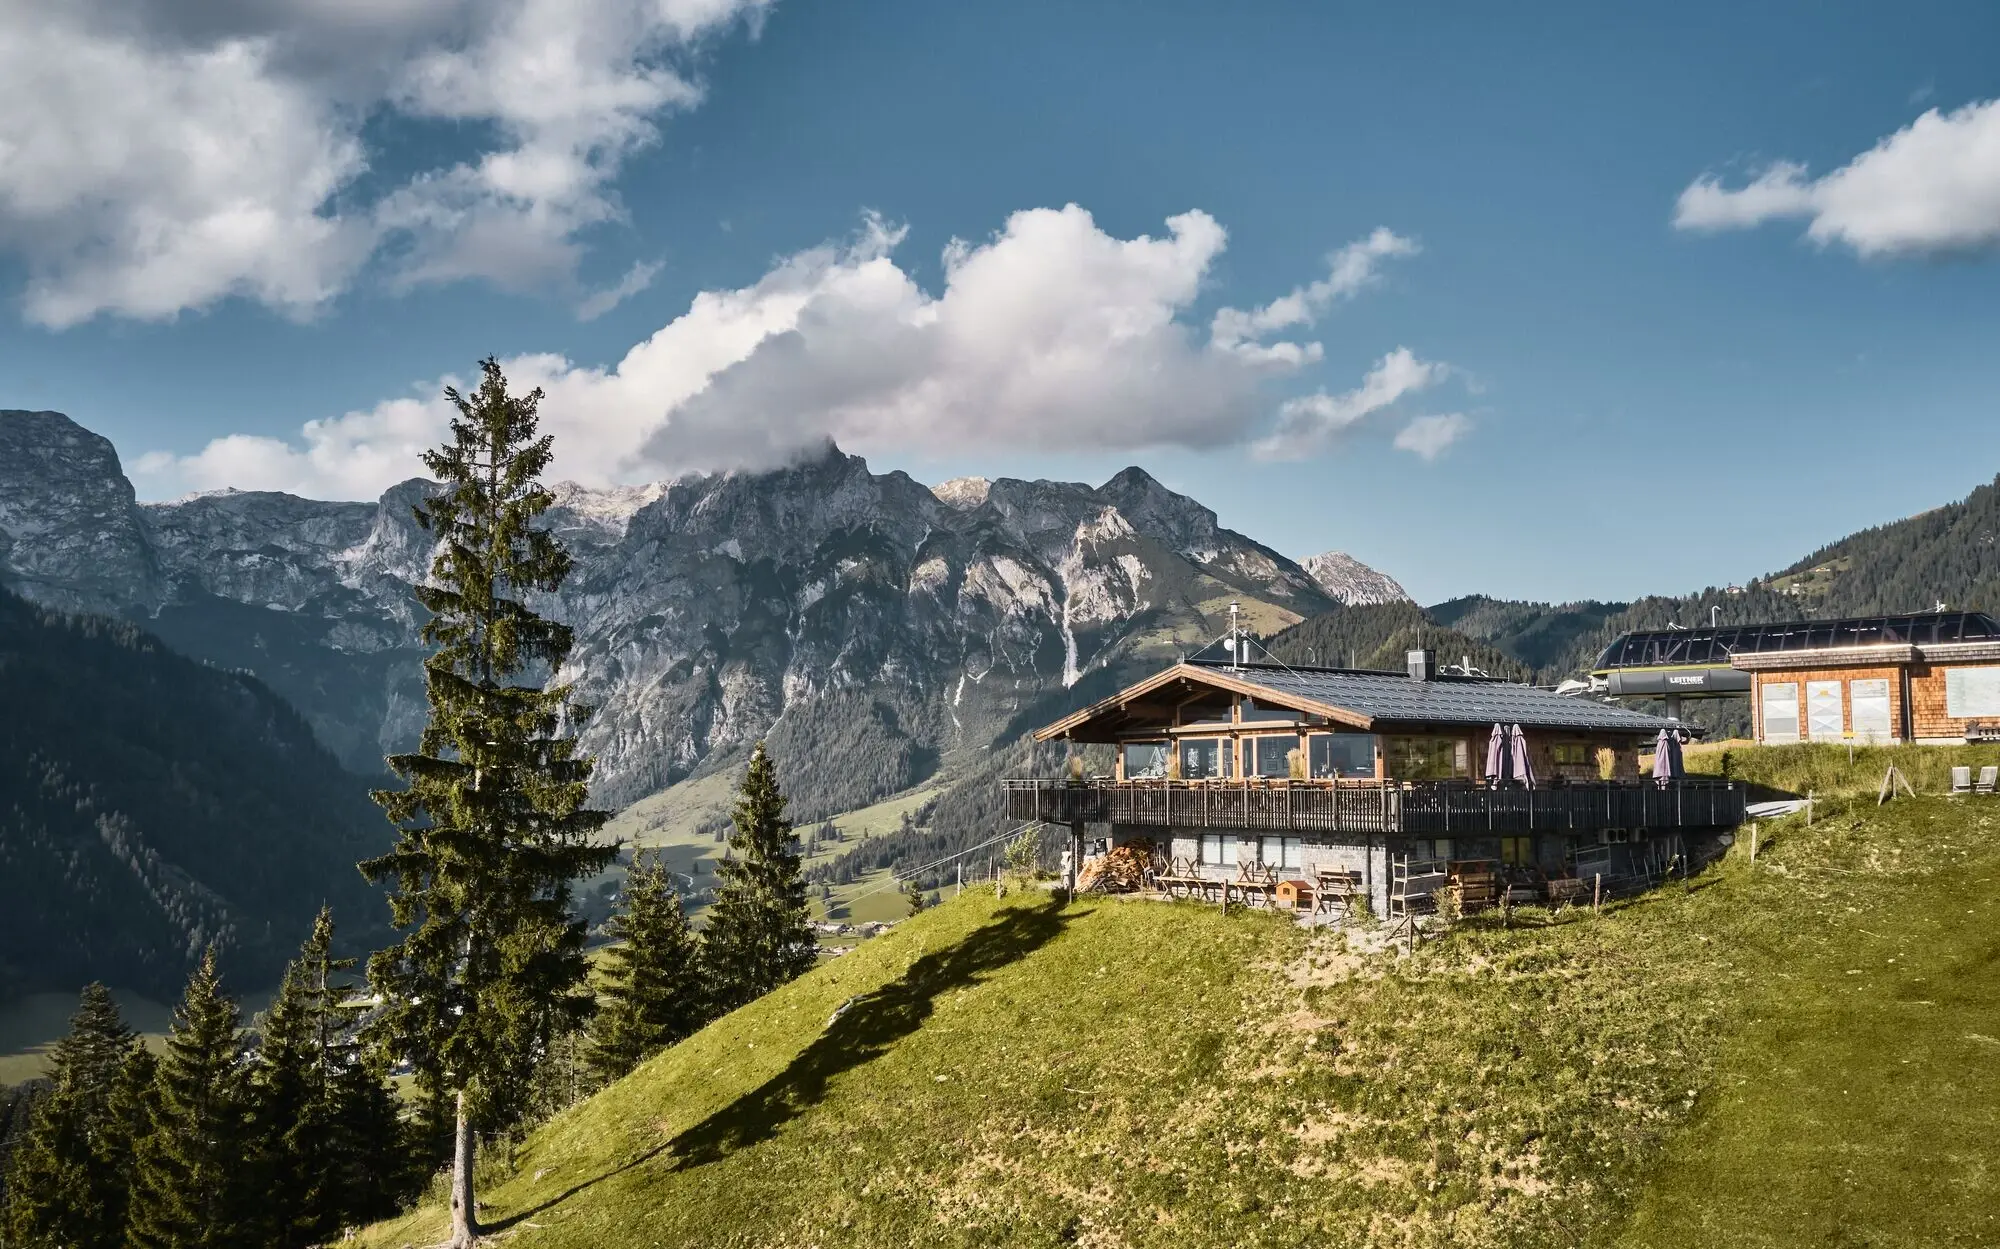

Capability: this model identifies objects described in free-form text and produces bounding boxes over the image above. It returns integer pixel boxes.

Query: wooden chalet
[1007,651,1746,919]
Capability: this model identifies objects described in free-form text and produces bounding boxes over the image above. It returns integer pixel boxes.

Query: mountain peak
[1299,551,1412,606]
[931,476,991,509]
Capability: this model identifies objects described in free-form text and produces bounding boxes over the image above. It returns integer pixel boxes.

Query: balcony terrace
[1002,777,1747,837]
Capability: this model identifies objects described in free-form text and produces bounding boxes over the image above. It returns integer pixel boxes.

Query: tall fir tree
[1,984,145,1249]
[251,907,406,1247]
[587,852,709,1082]
[127,949,258,1249]
[361,357,614,1249]
[700,742,815,1015]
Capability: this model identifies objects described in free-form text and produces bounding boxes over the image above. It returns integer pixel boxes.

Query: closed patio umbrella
[1484,723,1510,784]
[1652,728,1684,781]
[1508,724,1536,787]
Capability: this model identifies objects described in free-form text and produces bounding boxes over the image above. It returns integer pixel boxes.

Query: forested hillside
[0,589,391,1001]
[1264,601,1535,681]
[1426,472,2000,683]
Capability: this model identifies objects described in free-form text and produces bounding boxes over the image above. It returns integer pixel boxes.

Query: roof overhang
[1731,643,1917,672]
[1031,663,1374,743]
[1730,640,2000,672]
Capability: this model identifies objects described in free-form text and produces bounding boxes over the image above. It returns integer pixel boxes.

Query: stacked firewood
[1079,840,1156,892]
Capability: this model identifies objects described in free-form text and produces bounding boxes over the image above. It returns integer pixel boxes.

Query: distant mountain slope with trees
[1427,472,2000,682]
[0,588,390,1001]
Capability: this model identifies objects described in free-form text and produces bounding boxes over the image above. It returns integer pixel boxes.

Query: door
[1850,679,1892,742]
[1806,681,1844,741]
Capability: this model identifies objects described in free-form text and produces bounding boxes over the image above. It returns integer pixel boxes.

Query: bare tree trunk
[449,1089,479,1247]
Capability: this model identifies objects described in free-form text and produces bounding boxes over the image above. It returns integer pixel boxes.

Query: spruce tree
[251,906,403,1246]
[587,852,708,1082]
[361,357,614,1249]
[700,743,815,1014]
[1,984,143,1249]
[127,949,257,1249]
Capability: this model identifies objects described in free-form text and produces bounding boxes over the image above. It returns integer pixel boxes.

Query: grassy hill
[357,744,2000,1248]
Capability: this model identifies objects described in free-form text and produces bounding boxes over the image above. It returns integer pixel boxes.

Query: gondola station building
[1590,611,2000,745]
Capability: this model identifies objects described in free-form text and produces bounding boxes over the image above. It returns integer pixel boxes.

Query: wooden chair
[1977,766,1999,796]
[1951,766,1975,795]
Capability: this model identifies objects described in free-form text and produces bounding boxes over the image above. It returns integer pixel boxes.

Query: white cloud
[1211,227,1418,364]
[0,0,767,327]
[576,258,665,321]
[1251,347,1447,460]
[1674,98,2000,256]
[1392,412,1471,461]
[135,208,1459,498]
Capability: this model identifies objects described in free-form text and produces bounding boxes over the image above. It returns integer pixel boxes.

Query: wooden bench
[1235,862,1280,906]
[1451,866,1500,913]
[1314,869,1363,915]
[1153,856,1206,899]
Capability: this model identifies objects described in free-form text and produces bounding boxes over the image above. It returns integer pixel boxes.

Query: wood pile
[1079,840,1156,892]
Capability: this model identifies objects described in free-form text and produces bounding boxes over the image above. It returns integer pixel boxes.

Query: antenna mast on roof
[1227,600,1242,671]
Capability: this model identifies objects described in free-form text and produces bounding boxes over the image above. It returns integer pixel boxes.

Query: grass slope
[359,750,1999,1249]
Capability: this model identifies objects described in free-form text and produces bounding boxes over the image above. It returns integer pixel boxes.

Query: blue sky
[3,0,1998,605]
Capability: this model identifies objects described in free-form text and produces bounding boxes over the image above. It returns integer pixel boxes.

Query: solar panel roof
[1592,611,2000,671]
[1193,662,1676,734]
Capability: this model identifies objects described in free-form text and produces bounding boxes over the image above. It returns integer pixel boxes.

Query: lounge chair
[1951,766,1974,796]
[1977,766,1999,796]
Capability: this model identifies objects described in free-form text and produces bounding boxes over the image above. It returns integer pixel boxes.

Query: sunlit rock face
[1300,550,1412,606]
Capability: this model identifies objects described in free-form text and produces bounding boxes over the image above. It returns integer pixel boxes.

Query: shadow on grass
[667,894,1078,1171]
[485,896,1078,1231]
[668,896,1080,1168]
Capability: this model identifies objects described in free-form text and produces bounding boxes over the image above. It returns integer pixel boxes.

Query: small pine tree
[361,358,615,1248]
[700,742,815,1015]
[127,949,257,1249]
[324,1046,408,1228]
[251,906,405,1246]
[903,877,928,916]
[1,984,144,1249]
[587,853,708,1082]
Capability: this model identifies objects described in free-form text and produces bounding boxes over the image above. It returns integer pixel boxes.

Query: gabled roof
[1034,660,1678,742]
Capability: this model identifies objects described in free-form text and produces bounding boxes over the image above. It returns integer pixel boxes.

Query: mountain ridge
[0,409,1365,820]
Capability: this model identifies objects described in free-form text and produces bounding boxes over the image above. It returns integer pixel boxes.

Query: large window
[1255,836,1302,870]
[1850,680,1893,742]
[1309,733,1377,779]
[1500,836,1533,866]
[1122,741,1170,779]
[1806,681,1844,741]
[1249,734,1298,778]
[1387,736,1470,781]
[1760,682,1799,743]
[1180,737,1231,780]
[1551,743,1591,767]
[1200,833,1240,868]
[1945,666,2000,719]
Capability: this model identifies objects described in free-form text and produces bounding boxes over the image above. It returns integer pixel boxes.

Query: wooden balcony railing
[1001,777,1746,836]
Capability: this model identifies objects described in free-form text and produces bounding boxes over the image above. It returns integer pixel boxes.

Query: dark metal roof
[1592,611,2000,672]
[1190,661,1676,734]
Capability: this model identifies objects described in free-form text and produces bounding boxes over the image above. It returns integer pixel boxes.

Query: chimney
[1407,648,1436,682]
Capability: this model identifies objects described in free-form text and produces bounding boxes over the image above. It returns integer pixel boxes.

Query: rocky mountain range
[1299,550,1412,606]
[0,409,1409,820]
